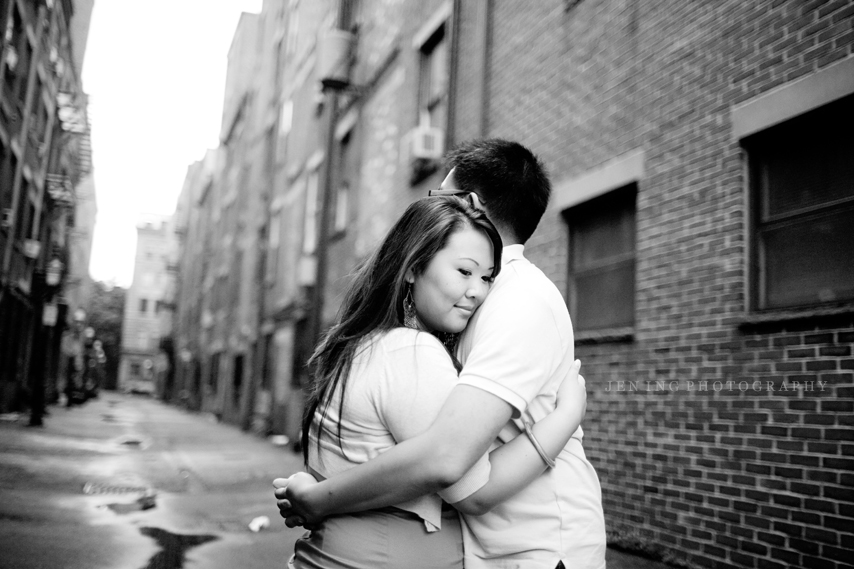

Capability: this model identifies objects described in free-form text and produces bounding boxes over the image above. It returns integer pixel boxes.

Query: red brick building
[173,2,854,567]
[458,2,852,568]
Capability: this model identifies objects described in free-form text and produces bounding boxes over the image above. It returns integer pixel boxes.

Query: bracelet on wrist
[524,421,556,469]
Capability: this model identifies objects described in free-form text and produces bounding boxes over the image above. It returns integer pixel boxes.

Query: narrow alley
[0,394,306,569]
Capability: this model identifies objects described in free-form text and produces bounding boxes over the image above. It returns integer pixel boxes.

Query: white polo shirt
[456,244,607,569]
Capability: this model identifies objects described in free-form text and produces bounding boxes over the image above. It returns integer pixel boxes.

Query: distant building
[118,216,176,395]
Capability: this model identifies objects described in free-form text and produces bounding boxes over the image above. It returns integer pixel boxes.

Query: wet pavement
[0,394,306,569]
[0,393,670,569]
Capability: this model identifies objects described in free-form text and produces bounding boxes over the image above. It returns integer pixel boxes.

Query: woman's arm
[449,360,586,515]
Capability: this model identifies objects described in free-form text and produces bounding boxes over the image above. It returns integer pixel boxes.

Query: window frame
[743,94,854,314]
[413,2,452,130]
[564,183,638,340]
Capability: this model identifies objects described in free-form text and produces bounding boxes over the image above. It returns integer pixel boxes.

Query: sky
[82,0,263,287]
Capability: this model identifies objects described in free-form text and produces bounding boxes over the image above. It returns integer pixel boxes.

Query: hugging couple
[274,139,607,569]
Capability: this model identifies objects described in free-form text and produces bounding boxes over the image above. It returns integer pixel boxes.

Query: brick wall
[454,0,854,567]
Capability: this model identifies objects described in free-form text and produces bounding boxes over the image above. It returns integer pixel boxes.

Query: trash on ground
[248,515,270,532]
[269,435,290,446]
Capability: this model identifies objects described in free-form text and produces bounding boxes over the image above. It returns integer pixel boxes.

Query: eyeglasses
[428,188,487,210]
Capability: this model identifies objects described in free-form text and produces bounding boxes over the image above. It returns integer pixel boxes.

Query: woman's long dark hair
[301,196,502,465]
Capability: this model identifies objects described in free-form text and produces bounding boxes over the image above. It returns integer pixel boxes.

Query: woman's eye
[483,276,494,284]
[458,269,472,277]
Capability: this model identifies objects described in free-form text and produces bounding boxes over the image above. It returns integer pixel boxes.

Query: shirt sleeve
[457,280,564,418]
[376,331,489,501]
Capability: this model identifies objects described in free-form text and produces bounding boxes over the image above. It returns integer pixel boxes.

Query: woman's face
[409,226,495,334]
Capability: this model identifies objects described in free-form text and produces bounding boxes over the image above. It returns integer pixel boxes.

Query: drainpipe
[308,0,353,348]
[446,0,461,152]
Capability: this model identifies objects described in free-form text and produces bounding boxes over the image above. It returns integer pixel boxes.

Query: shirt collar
[501,244,525,267]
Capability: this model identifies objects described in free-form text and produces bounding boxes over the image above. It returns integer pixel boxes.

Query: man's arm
[277,384,514,527]
[451,361,585,515]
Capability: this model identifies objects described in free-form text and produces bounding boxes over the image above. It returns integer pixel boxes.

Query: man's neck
[496,227,520,247]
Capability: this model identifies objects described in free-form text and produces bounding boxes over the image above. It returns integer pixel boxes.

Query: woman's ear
[404,269,415,284]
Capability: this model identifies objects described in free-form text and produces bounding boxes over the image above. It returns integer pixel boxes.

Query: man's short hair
[445,138,551,243]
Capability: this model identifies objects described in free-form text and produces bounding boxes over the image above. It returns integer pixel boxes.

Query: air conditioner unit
[318,29,354,91]
[407,126,444,161]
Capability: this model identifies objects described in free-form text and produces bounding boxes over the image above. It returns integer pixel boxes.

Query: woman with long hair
[288,196,585,569]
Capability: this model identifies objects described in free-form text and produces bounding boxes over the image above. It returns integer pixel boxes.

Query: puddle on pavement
[105,492,157,514]
[139,527,218,569]
[111,434,152,450]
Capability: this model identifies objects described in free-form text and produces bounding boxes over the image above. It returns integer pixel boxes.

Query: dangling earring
[403,284,419,329]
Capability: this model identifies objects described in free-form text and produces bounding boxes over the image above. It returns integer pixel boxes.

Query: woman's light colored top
[307,327,490,531]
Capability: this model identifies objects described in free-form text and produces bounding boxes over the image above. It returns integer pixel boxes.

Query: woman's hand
[555,359,586,421]
[273,472,321,528]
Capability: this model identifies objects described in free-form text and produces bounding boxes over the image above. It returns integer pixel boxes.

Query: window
[746,94,854,311]
[302,169,319,254]
[334,181,350,234]
[232,354,244,405]
[139,298,148,313]
[0,141,15,212]
[285,0,299,54]
[292,318,311,388]
[418,23,448,129]
[261,334,274,390]
[14,184,33,239]
[565,184,637,333]
[209,353,220,388]
[279,100,293,136]
[333,130,354,235]
[130,362,141,377]
[267,210,280,282]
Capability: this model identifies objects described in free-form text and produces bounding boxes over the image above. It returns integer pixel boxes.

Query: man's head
[440,138,551,245]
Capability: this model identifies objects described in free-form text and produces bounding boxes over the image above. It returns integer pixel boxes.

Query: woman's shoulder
[373,327,446,353]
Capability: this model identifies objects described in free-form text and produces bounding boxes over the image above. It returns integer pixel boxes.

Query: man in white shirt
[276,139,607,569]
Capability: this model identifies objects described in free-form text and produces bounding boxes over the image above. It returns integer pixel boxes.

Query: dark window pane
[566,184,637,332]
[574,261,635,330]
[758,98,854,219]
[761,208,854,309]
[571,200,635,267]
[751,94,854,311]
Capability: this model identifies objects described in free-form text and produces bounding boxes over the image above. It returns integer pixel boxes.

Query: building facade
[118,215,176,396]
[172,1,854,567]
[0,0,94,413]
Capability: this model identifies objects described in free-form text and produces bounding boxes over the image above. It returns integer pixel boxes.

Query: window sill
[329,228,347,243]
[738,303,854,331]
[575,327,634,345]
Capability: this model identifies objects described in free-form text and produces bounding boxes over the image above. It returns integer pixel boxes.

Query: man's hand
[273,472,321,528]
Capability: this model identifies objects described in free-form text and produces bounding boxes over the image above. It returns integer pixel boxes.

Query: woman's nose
[466,281,489,303]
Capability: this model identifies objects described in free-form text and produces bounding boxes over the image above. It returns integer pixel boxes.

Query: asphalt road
[0,393,307,569]
[0,393,668,569]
